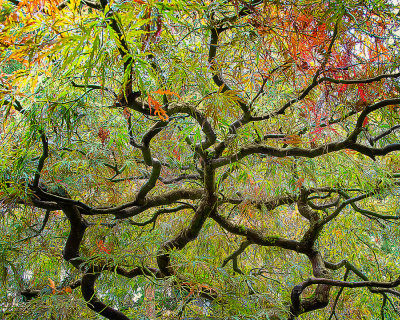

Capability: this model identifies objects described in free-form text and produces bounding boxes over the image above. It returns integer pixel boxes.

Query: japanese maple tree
[1,0,400,319]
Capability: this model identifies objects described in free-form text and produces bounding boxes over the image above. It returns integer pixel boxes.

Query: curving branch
[156,201,211,276]
[213,141,353,167]
[213,96,400,168]
[110,173,201,184]
[318,72,400,85]
[128,204,192,227]
[208,28,250,115]
[308,197,340,210]
[337,190,400,220]
[290,249,332,318]
[220,193,298,211]
[135,159,161,203]
[61,205,88,268]
[210,210,300,251]
[31,187,92,213]
[325,258,400,319]
[71,81,117,98]
[61,204,128,319]
[81,272,131,320]
[372,124,400,144]
[222,240,252,274]
[157,165,216,277]
[32,130,49,188]
[60,203,152,320]
[294,276,400,291]
[90,188,203,218]
[81,0,102,10]
[168,103,217,152]
[320,188,391,225]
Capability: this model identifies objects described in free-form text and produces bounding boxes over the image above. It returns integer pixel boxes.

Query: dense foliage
[1,0,400,319]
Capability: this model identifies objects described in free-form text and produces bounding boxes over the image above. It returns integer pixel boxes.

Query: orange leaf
[153,89,181,99]
[147,95,169,121]
[282,134,302,145]
[338,84,347,94]
[48,278,57,293]
[344,149,357,155]
[296,177,305,190]
[64,287,72,293]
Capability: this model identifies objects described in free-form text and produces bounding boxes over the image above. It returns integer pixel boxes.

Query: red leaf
[172,147,181,161]
[338,84,347,94]
[122,107,131,119]
[362,116,369,127]
[357,84,366,102]
[96,240,111,254]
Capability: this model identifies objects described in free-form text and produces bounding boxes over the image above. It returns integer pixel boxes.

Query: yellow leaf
[31,74,38,93]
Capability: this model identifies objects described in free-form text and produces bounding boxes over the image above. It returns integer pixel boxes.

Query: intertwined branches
[1,0,400,319]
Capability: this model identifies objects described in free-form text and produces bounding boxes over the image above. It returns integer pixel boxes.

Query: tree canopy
[1,0,400,319]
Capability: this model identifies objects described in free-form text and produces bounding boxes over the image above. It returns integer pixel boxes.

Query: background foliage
[1,0,400,319]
